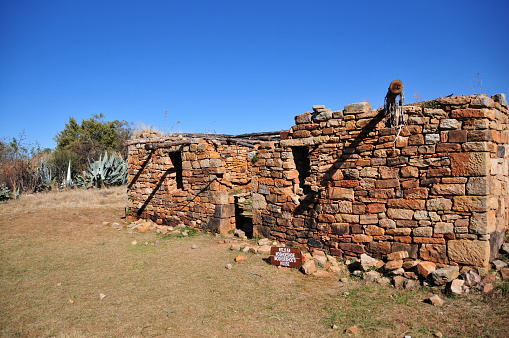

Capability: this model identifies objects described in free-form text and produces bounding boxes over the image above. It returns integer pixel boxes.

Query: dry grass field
[1,187,508,337]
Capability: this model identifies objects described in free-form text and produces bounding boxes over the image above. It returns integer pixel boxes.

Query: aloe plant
[35,158,53,191]
[0,183,12,202]
[77,152,128,188]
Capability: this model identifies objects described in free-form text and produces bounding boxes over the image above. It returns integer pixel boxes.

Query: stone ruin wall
[252,94,509,268]
[127,133,253,233]
[127,93,509,267]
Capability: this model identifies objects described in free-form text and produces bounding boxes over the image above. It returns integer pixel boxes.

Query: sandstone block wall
[127,93,508,267]
[252,94,508,267]
[127,133,253,233]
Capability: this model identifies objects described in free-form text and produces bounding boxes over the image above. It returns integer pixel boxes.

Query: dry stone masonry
[127,93,509,268]
[127,132,253,234]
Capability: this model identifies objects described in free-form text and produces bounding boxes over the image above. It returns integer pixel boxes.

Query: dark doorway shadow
[234,195,253,238]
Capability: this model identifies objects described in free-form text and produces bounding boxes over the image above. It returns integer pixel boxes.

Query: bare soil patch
[1,187,508,337]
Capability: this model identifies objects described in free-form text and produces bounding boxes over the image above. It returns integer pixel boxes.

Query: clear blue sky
[1,0,508,150]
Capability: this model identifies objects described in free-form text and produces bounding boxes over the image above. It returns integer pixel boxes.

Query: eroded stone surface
[448,240,490,267]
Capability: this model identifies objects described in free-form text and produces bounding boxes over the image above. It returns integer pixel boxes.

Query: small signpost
[270,247,302,268]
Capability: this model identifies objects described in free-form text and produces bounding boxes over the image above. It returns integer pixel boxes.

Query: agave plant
[77,152,128,188]
[0,183,12,202]
[35,158,53,192]
[64,160,74,188]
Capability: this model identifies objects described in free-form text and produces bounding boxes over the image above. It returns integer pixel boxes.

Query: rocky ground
[115,218,509,310]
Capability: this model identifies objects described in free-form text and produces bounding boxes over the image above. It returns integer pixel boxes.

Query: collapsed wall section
[252,94,509,267]
[127,133,253,233]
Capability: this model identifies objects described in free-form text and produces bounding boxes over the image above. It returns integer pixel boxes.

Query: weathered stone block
[344,102,371,114]
[396,220,418,228]
[468,130,493,141]
[385,259,403,270]
[352,234,373,243]
[436,96,471,105]
[462,142,490,152]
[413,237,446,244]
[280,135,329,147]
[328,187,354,201]
[400,166,419,178]
[404,188,428,199]
[339,242,365,254]
[434,222,454,234]
[317,214,335,223]
[388,199,425,210]
[425,134,440,144]
[380,167,399,180]
[470,95,494,108]
[453,196,489,212]
[413,210,429,220]
[466,177,489,196]
[417,261,436,278]
[379,218,396,229]
[420,244,447,263]
[413,226,433,237]
[331,223,349,236]
[427,168,451,177]
[431,266,459,285]
[386,228,412,236]
[360,167,379,178]
[283,170,299,180]
[408,134,424,146]
[340,214,360,223]
[295,112,312,124]
[439,119,462,130]
[364,224,385,236]
[450,152,489,177]
[426,198,452,211]
[313,109,333,122]
[387,251,408,261]
[375,179,400,189]
[431,184,465,196]
[293,130,311,138]
[448,240,490,267]
[360,214,378,225]
[448,130,468,143]
[423,108,446,118]
[207,217,234,234]
[251,193,267,210]
[209,191,229,205]
[387,156,408,166]
[214,204,235,218]
[436,143,462,152]
[387,208,414,220]
[469,212,496,235]
[451,108,491,119]
[392,243,418,259]
[359,178,376,189]
[301,260,316,274]
[330,201,349,214]
[356,118,374,129]
[492,93,508,107]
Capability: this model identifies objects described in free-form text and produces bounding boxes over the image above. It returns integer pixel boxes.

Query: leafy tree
[54,113,132,163]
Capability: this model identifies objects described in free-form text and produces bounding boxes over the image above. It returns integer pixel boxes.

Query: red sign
[270,247,302,268]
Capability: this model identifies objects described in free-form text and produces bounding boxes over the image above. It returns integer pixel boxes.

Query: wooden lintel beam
[145,140,191,150]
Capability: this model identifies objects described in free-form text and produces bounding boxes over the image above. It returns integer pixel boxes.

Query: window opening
[169,152,183,189]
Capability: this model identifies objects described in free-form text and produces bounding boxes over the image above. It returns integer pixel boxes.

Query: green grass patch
[127,244,161,254]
